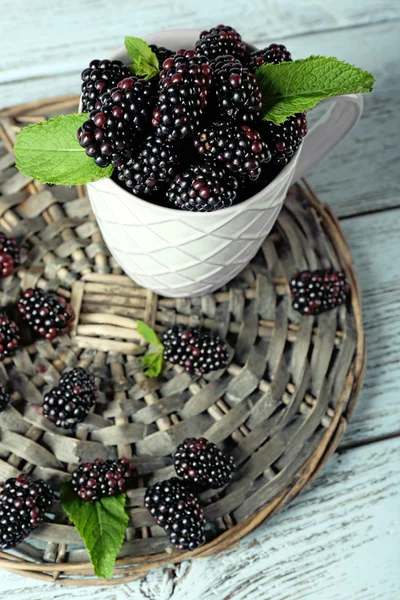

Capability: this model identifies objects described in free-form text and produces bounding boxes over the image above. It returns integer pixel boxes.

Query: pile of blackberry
[0,474,53,549]
[290,268,350,315]
[80,26,308,211]
[0,233,19,278]
[162,325,229,374]
[71,458,136,502]
[17,288,75,341]
[43,367,97,428]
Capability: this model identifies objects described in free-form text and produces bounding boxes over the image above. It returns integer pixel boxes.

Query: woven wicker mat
[0,97,365,586]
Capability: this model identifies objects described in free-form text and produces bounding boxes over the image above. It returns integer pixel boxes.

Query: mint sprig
[15,114,114,185]
[256,56,374,124]
[125,37,159,79]
[137,320,164,377]
[60,482,128,579]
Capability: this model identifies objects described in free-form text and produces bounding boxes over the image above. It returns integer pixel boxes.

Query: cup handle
[292,94,364,182]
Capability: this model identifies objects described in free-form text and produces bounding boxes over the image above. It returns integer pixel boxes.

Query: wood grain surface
[1,0,399,597]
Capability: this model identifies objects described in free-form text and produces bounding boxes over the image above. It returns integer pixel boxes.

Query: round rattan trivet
[0,97,365,586]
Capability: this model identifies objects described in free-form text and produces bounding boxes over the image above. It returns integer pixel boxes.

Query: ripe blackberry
[81,59,130,113]
[71,458,136,502]
[0,474,53,550]
[0,232,19,278]
[214,57,262,124]
[145,478,205,551]
[248,43,292,72]
[0,311,21,361]
[262,113,308,165]
[43,368,97,429]
[195,25,247,62]
[149,44,174,67]
[78,76,155,168]
[290,269,350,315]
[162,326,229,374]
[0,383,10,413]
[174,438,235,489]
[17,288,75,341]
[195,122,271,181]
[117,134,179,198]
[167,162,238,212]
[152,51,213,141]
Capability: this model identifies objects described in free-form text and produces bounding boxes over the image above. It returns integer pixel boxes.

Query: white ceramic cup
[87,29,363,298]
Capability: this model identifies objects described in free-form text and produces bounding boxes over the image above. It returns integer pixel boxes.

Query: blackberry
[144,478,205,551]
[0,383,10,413]
[152,51,213,141]
[81,59,130,113]
[214,57,262,124]
[0,474,53,550]
[167,162,238,212]
[43,368,97,429]
[174,437,235,489]
[117,133,179,198]
[248,43,292,72]
[0,311,21,361]
[17,288,75,341]
[195,25,247,62]
[290,269,350,315]
[195,122,271,181]
[78,76,155,168]
[162,325,229,374]
[149,44,174,67]
[0,232,19,278]
[262,113,308,165]
[71,458,137,502]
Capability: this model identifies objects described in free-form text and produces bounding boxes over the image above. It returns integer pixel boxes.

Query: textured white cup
[87,29,363,298]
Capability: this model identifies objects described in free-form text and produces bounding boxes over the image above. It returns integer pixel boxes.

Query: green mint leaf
[136,320,163,347]
[124,36,159,79]
[256,56,374,125]
[142,350,164,377]
[15,114,114,185]
[60,482,128,579]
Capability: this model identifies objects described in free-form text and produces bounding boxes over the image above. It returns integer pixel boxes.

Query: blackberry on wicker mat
[0,383,10,413]
[195,25,247,62]
[0,232,20,278]
[174,438,235,489]
[43,367,97,429]
[194,121,271,181]
[167,162,238,212]
[0,311,21,361]
[0,475,53,550]
[71,458,136,502]
[78,76,156,168]
[80,59,130,112]
[162,325,229,373]
[290,269,350,315]
[145,478,205,551]
[17,288,75,341]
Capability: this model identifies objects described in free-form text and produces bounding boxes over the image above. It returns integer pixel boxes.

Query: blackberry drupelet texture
[195,122,271,181]
[71,458,136,502]
[149,44,174,66]
[174,438,235,488]
[213,56,262,124]
[248,43,292,72]
[43,368,97,429]
[117,134,179,198]
[17,288,75,341]
[0,311,21,361]
[78,76,155,168]
[290,269,350,315]
[167,162,238,212]
[262,113,308,165]
[0,474,53,550]
[0,383,10,413]
[195,25,247,62]
[80,59,130,113]
[145,478,205,551]
[0,232,20,278]
[162,325,229,373]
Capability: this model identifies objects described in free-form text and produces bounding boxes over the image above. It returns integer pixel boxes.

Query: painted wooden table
[1,1,400,598]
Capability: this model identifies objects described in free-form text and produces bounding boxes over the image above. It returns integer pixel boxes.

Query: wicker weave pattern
[0,97,365,585]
